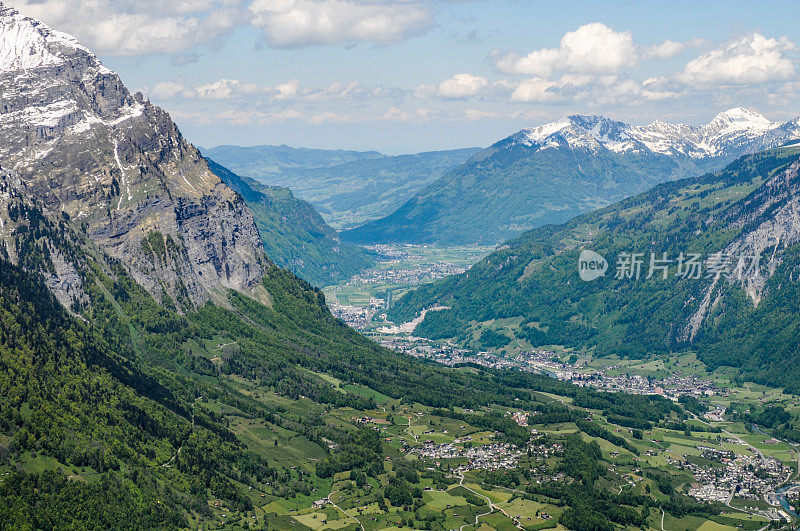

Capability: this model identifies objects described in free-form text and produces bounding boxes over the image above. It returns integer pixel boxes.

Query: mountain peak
[0,4,94,74]
[708,107,772,130]
[0,4,267,308]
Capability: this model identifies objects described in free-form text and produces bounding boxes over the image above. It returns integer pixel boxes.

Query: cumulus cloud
[274,79,301,100]
[150,79,269,100]
[151,80,194,100]
[248,0,433,48]
[643,39,685,60]
[510,78,565,103]
[195,79,263,99]
[435,73,489,98]
[677,33,797,85]
[494,23,637,76]
[509,73,673,105]
[6,0,243,56]
[6,0,433,56]
[147,77,406,105]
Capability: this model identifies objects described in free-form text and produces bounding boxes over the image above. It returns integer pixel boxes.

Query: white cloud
[435,73,489,98]
[6,0,433,56]
[274,79,301,100]
[195,79,263,99]
[380,106,438,123]
[248,0,433,48]
[494,23,637,76]
[150,78,270,100]
[510,78,564,103]
[151,80,194,100]
[6,0,243,56]
[677,33,797,86]
[509,73,671,105]
[147,77,404,104]
[643,39,685,60]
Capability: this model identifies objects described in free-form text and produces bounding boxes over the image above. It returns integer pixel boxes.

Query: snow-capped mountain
[516,107,800,165]
[345,108,800,246]
[0,4,267,307]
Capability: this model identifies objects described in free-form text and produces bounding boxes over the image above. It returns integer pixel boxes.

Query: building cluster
[409,442,523,472]
[350,262,467,286]
[569,371,724,399]
[509,350,727,400]
[511,411,529,427]
[684,452,787,504]
[376,336,523,370]
[329,303,371,329]
[350,416,390,428]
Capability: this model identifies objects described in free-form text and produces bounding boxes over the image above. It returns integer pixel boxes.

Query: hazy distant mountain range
[202,145,481,229]
[344,108,800,246]
[204,158,373,286]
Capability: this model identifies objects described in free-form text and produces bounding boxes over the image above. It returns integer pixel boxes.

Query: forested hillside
[206,158,373,286]
[389,145,800,391]
[0,244,693,527]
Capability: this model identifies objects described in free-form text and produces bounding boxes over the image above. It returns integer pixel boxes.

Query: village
[683,448,792,520]
[349,261,468,286]
[516,350,727,400]
[409,441,523,472]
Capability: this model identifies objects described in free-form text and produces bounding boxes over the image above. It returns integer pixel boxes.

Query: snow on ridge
[515,108,799,158]
[523,118,571,144]
[707,107,773,132]
[0,4,94,74]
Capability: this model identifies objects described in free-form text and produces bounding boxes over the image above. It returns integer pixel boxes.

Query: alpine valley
[5,4,800,531]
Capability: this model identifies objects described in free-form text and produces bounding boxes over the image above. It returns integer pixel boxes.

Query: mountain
[344,109,800,246]
[203,145,481,229]
[0,4,267,309]
[205,158,374,286]
[0,7,781,530]
[388,143,800,391]
[200,144,385,177]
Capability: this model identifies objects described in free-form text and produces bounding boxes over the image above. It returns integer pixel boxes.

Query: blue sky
[9,0,800,153]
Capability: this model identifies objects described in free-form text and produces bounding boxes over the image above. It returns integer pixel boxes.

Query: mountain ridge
[205,157,374,286]
[203,145,482,229]
[344,108,800,246]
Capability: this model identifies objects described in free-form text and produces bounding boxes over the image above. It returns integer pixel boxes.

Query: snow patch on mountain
[0,4,90,74]
[513,108,800,162]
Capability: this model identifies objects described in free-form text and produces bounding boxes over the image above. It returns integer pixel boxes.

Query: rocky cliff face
[0,4,267,306]
[684,156,800,338]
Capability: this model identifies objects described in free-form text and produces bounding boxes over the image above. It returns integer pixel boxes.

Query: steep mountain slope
[388,144,800,391]
[204,145,481,228]
[0,5,267,309]
[345,109,800,245]
[206,158,373,286]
